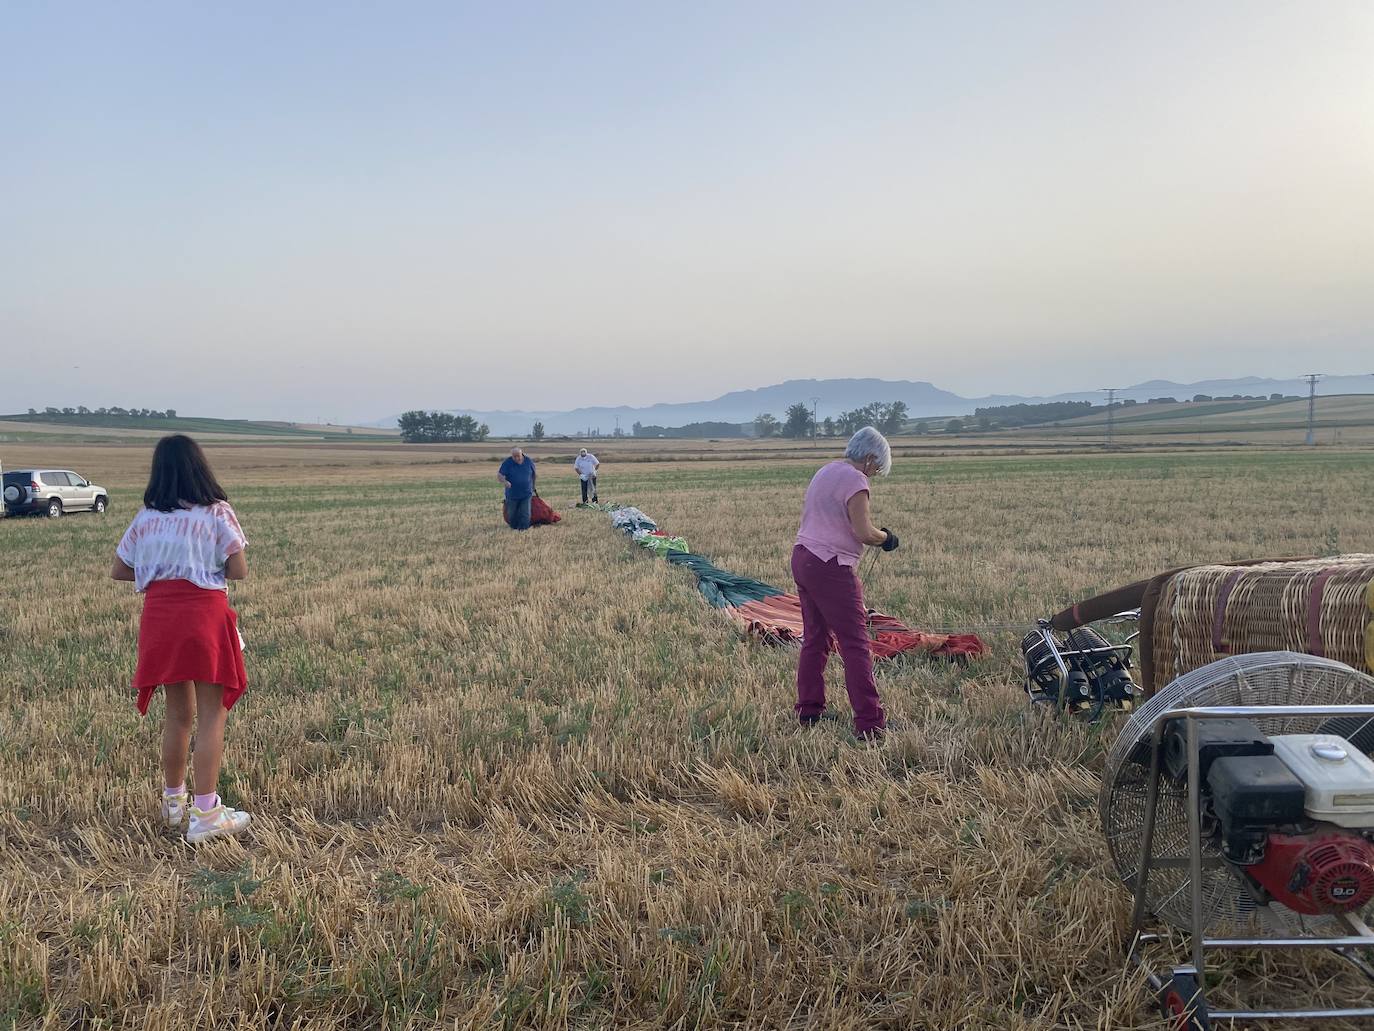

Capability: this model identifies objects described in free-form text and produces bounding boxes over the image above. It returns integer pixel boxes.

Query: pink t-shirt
[796,461,870,567]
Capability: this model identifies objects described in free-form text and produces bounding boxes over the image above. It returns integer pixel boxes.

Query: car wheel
[47,499,62,518]
[93,496,107,513]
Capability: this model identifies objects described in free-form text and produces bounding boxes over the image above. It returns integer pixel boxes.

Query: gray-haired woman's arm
[846,491,890,547]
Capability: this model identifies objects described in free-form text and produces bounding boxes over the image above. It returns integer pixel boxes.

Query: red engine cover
[1247,828,1374,915]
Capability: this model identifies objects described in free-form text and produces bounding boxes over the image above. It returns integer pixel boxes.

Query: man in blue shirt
[497,447,537,530]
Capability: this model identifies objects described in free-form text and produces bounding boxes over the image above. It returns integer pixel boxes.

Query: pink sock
[164,784,187,798]
[194,792,218,812]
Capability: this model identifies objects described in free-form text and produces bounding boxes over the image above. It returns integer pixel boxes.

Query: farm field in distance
[3,436,1374,1028]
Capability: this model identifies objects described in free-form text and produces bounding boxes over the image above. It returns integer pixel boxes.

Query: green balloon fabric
[664,550,785,609]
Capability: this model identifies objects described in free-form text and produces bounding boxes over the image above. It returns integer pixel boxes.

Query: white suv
[3,469,109,518]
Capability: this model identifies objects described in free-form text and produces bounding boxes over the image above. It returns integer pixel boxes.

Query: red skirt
[132,579,247,714]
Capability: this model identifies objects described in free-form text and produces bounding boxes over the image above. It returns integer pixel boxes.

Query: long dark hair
[143,435,229,512]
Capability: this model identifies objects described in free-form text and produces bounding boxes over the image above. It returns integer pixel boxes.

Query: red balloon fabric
[502,496,562,526]
[724,594,987,662]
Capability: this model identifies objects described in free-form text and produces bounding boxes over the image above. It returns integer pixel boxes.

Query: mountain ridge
[374,374,1374,436]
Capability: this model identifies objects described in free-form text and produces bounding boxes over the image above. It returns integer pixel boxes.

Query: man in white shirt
[573,448,600,505]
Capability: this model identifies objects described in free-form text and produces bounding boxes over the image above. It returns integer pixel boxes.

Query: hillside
[0,412,395,443]
[1029,394,1374,437]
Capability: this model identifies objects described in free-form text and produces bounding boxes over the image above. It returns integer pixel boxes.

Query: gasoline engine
[1168,722,1374,915]
[1100,652,1374,1028]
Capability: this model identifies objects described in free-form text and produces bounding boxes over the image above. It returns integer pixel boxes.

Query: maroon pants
[791,544,885,733]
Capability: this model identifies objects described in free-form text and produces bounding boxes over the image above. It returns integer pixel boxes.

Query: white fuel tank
[1270,734,1374,829]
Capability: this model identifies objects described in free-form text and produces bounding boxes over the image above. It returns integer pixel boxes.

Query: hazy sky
[3,1,1371,421]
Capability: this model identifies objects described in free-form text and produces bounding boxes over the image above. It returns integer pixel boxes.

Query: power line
[1304,373,1321,445]
[1102,388,1118,448]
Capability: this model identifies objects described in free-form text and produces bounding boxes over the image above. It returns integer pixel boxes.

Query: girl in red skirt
[112,435,252,844]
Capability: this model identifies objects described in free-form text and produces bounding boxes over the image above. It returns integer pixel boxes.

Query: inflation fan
[1100,651,1374,1027]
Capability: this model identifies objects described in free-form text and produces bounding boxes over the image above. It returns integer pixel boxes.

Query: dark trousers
[791,544,885,733]
[580,476,598,504]
[508,495,532,530]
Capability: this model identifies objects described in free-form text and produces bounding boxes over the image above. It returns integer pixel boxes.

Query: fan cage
[1100,651,1374,935]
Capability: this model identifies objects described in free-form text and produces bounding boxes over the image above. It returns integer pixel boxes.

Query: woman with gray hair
[792,425,899,740]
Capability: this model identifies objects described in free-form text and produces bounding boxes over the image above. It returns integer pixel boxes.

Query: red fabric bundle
[530,496,561,525]
[723,594,987,662]
[866,610,988,661]
[502,496,562,526]
[132,579,247,714]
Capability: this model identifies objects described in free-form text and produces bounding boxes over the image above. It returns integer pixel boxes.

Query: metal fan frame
[1126,697,1374,1023]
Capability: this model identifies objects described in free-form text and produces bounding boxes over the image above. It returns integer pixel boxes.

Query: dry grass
[3,441,1374,1029]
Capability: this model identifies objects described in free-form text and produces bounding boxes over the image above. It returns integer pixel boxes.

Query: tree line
[970,400,1092,429]
[26,406,178,418]
[632,421,746,438]
[397,410,490,443]
[752,400,910,439]
[619,400,917,440]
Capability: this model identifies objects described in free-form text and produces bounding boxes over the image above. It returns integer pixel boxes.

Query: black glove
[880,528,899,552]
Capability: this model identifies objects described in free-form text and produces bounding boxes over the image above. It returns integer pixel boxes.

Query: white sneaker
[161,791,190,828]
[186,801,252,844]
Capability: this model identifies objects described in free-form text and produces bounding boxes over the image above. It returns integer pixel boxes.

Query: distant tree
[878,400,908,435]
[44,406,59,415]
[754,413,780,438]
[1193,394,1213,402]
[26,407,37,416]
[165,409,176,418]
[532,421,545,440]
[109,406,127,416]
[976,414,992,431]
[913,420,927,435]
[833,400,907,436]
[1122,399,1138,406]
[430,412,457,440]
[821,416,835,437]
[945,418,965,434]
[397,410,488,443]
[632,421,643,436]
[77,405,90,415]
[783,402,815,439]
[398,410,432,442]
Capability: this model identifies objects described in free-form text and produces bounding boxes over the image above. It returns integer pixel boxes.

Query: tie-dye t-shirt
[116,502,248,593]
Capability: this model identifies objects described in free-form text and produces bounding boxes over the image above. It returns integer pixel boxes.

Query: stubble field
[3,441,1374,1030]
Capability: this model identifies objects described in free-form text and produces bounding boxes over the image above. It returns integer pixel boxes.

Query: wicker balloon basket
[1149,555,1374,692]
[1042,555,1374,701]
